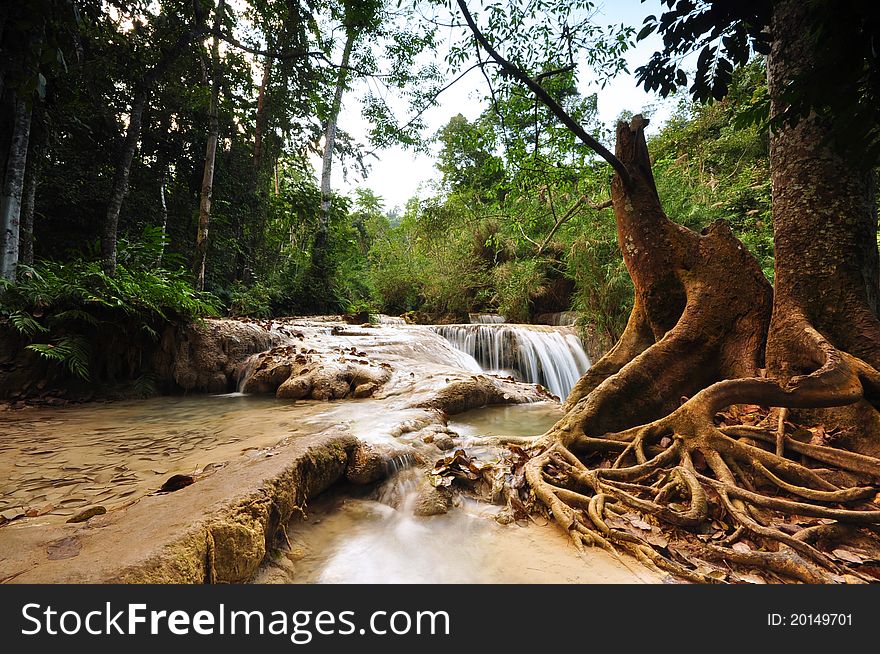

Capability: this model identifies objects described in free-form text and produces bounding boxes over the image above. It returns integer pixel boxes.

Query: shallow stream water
[255,402,655,584]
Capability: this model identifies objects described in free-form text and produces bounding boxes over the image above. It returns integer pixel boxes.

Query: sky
[329,1,677,212]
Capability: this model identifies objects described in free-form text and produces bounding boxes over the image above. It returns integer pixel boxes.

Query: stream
[0,318,654,583]
[255,401,653,584]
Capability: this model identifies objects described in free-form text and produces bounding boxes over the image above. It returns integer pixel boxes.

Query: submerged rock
[67,506,107,523]
[413,485,451,516]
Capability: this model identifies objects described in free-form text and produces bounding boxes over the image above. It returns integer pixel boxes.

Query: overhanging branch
[455,0,631,186]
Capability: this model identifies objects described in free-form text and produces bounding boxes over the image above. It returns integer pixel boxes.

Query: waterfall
[372,314,406,325]
[432,324,590,400]
[468,313,506,324]
[535,311,577,326]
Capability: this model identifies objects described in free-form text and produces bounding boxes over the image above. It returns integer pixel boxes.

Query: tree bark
[0,95,32,280]
[766,0,880,449]
[252,56,272,177]
[102,91,145,275]
[317,30,355,242]
[19,105,42,267]
[193,0,225,291]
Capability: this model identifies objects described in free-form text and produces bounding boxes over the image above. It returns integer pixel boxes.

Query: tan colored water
[0,395,331,521]
[256,402,658,584]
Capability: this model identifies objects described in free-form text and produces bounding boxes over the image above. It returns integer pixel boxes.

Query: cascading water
[371,314,406,325]
[432,324,590,400]
[468,313,506,324]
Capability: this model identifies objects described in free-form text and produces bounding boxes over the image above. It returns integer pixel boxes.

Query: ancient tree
[460,0,880,582]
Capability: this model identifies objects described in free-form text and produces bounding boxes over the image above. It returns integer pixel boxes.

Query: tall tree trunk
[314,31,355,258]
[193,0,225,291]
[252,57,272,177]
[156,168,168,266]
[0,95,32,280]
[102,91,145,275]
[767,0,880,375]
[240,55,272,282]
[20,104,43,267]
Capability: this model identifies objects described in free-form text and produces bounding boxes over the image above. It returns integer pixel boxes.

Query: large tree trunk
[193,0,225,291]
[0,95,32,281]
[766,0,880,451]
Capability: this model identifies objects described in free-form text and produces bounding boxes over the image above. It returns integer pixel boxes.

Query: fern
[27,335,91,380]
[7,310,49,337]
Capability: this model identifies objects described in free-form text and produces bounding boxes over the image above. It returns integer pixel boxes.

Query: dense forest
[0,1,774,367]
[3,0,880,587]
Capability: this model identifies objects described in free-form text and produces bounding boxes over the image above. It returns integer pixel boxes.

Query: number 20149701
[768,613,852,626]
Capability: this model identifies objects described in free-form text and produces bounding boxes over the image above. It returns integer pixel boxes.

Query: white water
[432,324,590,400]
[468,313,506,324]
[371,314,406,325]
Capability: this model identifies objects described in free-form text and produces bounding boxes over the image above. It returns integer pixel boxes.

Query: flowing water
[432,324,590,400]
[255,401,653,584]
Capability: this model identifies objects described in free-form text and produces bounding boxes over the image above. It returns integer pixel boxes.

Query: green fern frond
[27,335,91,380]
[7,310,49,336]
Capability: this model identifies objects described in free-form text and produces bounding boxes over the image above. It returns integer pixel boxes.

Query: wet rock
[415,376,537,414]
[413,485,451,516]
[67,506,107,523]
[160,474,195,493]
[433,434,455,451]
[345,444,387,485]
[209,516,266,583]
[242,361,293,394]
[352,382,378,398]
[276,375,312,399]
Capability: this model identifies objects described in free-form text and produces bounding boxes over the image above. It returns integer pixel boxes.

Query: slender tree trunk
[0,95,32,280]
[102,91,145,275]
[193,0,225,291]
[156,168,168,266]
[317,31,355,242]
[241,55,272,281]
[20,108,42,267]
[252,57,272,177]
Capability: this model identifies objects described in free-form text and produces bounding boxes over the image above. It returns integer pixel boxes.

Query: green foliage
[1,248,217,379]
[492,259,546,323]
[27,336,91,381]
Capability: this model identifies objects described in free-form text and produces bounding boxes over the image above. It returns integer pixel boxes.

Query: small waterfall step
[432,323,590,400]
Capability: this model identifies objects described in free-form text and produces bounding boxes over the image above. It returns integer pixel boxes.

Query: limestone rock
[433,434,455,451]
[345,444,387,485]
[413,485,451,516]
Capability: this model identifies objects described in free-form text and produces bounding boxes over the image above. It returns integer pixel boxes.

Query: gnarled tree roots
[517,341,880,584]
